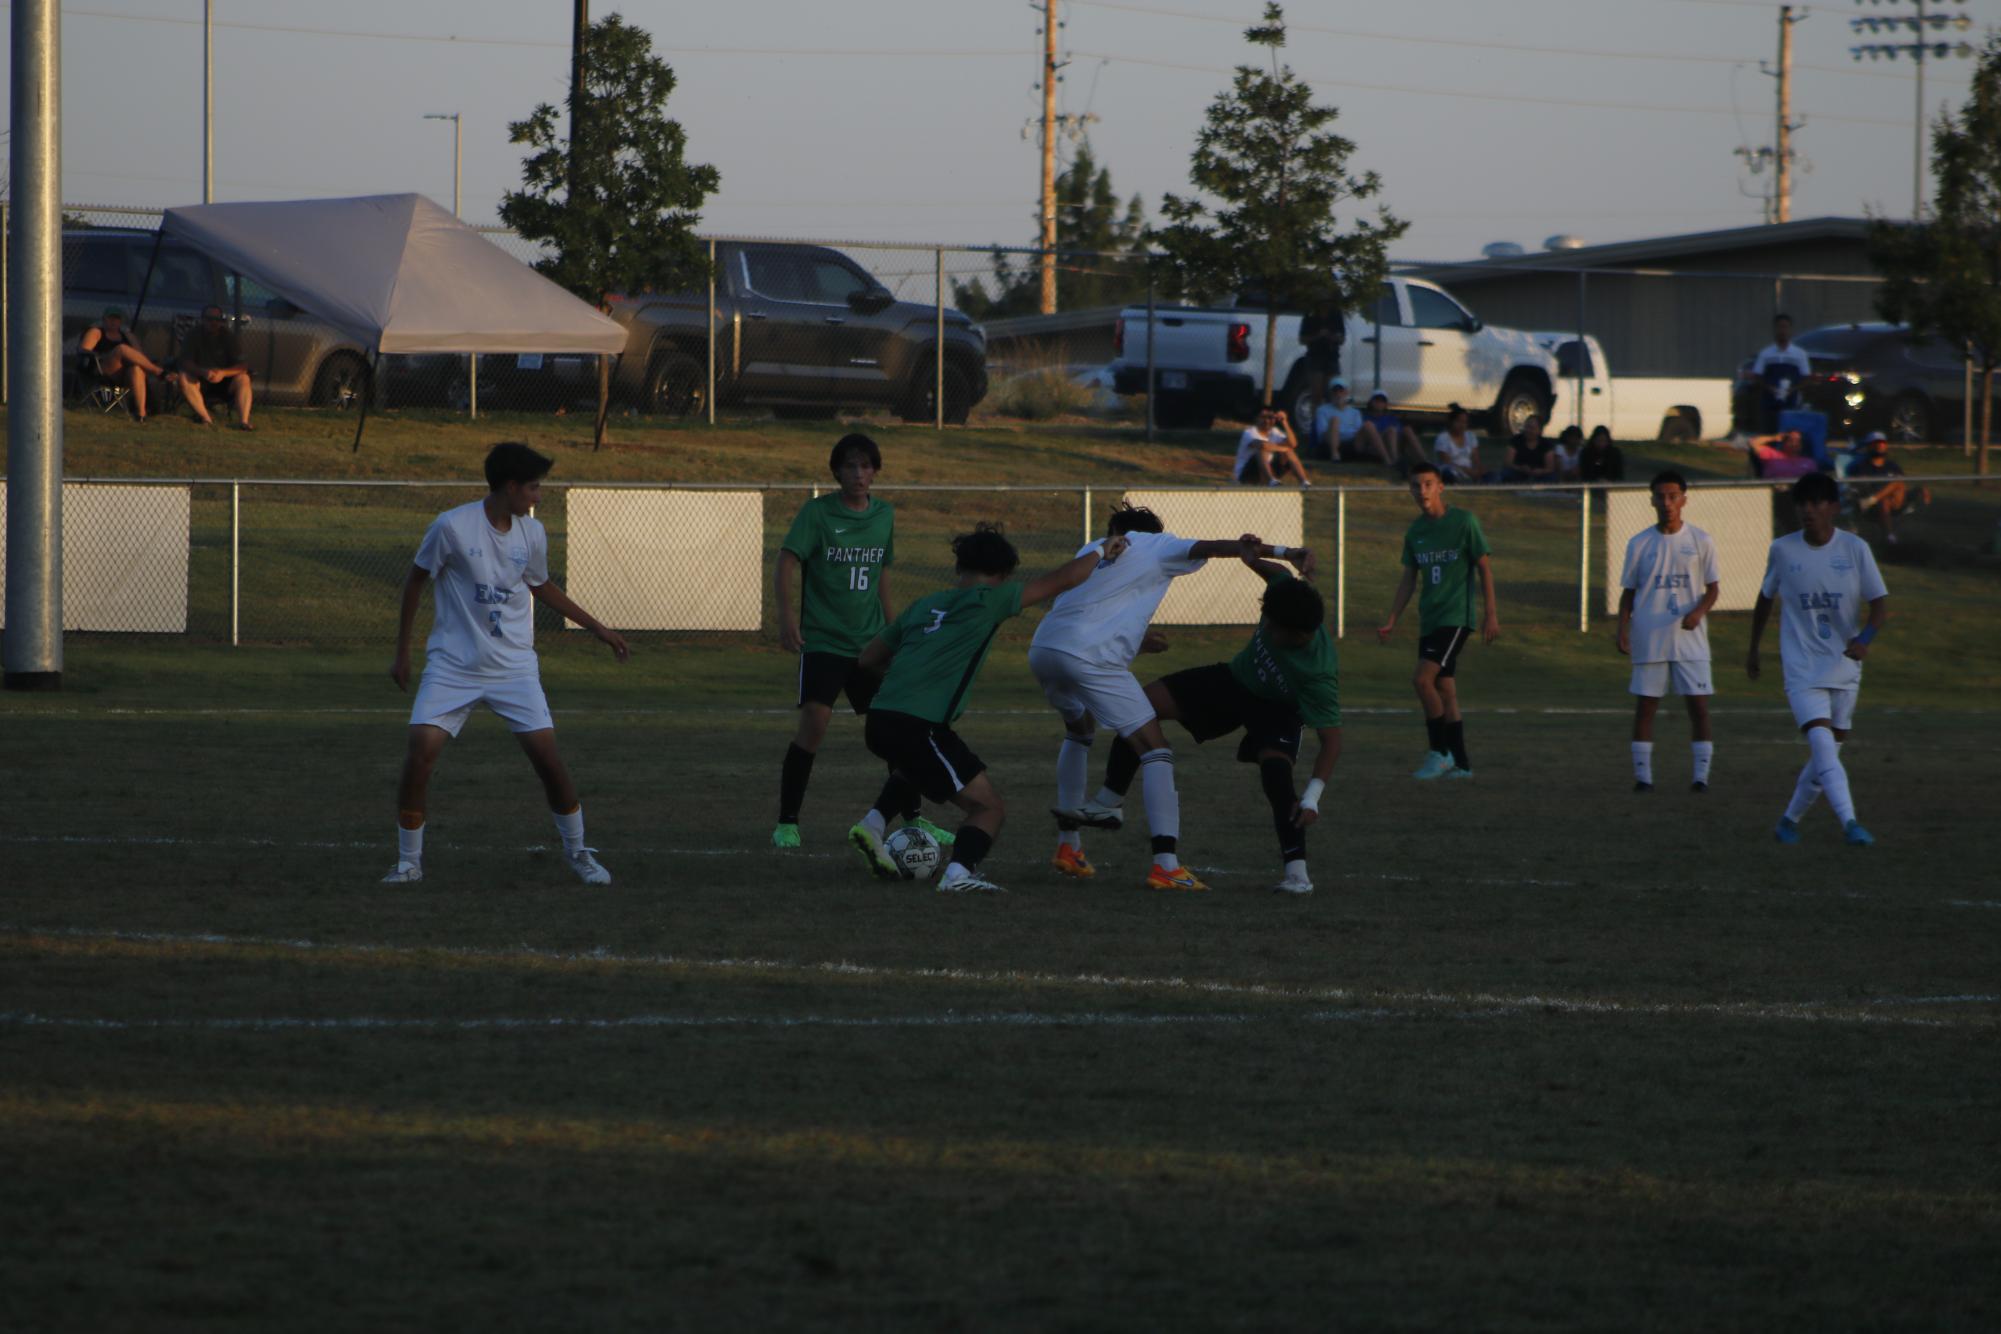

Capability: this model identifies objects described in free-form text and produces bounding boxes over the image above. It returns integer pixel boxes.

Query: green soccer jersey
[1228,571,1343,728]
[869,582,1026,724]
[1401,506,1492,634]
[780,493,895,656]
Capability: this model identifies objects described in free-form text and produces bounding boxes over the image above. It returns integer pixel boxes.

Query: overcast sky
[10,0,1987,260]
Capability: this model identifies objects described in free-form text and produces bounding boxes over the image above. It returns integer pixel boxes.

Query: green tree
[499,14,719,304]
[954,140,1148,321]
[1150,3,1405,406]
[1869,33,2001,471]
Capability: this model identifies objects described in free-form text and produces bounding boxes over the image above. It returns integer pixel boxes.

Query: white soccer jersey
[1030,529,1206,667]
[1620,522,1720,663]
[1759,529,1887,691]
[413,500,550,680]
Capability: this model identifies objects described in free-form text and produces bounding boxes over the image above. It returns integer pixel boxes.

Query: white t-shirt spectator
[1313,402,1362,447]
[1620,523,1720,663]
[1752,341,1812,391]
[1433,430,1480,475]
[1758,529,1887,691]
[1032,530,1207,667]
[1236,426,1281,478]
[413,500,550,681]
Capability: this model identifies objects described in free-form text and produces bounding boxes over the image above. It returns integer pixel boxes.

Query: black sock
[1105,735,1141,797]
[779,743,815,823]
[952,826,995,871]
[872,772,920,822]
[1424,715,1446,755]
[1150,834,1177,856]
[1259,758,1306,862]
[1445,720,1469,770]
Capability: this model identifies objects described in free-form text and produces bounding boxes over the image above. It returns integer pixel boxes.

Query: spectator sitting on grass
[1432,405,1492,484]
[1739,428,1821,480]
[1502,415,1561,484]
[1314,381,1386,466]
[1848,430,1928,545]
[1577,426,1626,483]
[1552,425,1583,482]
[1235,406,1312,487]
[175,305,255,431]
[78,307,167,423]
[1360,391,1427,472]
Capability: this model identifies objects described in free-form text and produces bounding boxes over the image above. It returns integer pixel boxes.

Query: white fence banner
[1602,487,1772,614]
[564,488,763,631]
[0,483,189,632]
[1122,490,1304,625]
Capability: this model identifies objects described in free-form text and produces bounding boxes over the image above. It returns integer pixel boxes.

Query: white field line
[0,1009,1401,1033]
[8,704,1843,719]
[5,926,1995,1029]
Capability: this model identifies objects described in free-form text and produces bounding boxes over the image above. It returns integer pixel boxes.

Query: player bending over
[1748,471,1889,846]
[384,442,630,885]
[1092,542,1342,895]
[1616,471,1720,792]
[1377,463,1500,779]
[770,433,951,851]
[1036,503,1314,890]
[847,525,1126,893]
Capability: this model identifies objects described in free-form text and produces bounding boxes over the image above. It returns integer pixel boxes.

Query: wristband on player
[1270,544,1290,559]
[1855,625,1877,646]
[1300,778,1325,813]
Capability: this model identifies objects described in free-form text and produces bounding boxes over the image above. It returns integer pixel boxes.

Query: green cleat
[848,822,901,880]
[771,822,801,849]
[906,815,956,847]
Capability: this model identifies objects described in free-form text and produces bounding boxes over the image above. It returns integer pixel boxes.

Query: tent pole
[350,350,379,453]
[130,229,165,331]
[594,353,609,450]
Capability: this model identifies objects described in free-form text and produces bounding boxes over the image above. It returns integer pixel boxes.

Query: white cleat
[380,861,423,884]
[936,868,1006,894]
[1271,869,1314,896]
[566,847,613,886]
[1050,800,1124,831]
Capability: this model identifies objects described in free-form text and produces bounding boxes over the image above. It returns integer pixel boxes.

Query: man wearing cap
[175,304,255,430]
[1849,431,1925,545]
[78,306,166,423]
[1311,380,1373,463]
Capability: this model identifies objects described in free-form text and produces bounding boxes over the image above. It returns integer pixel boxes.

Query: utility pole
[1775,5,1800,224]
[569,0,588,207]
[1851,0,1973,221]
[1039,0,1059,315]
[425,113,462,218]
[203,0,213,203]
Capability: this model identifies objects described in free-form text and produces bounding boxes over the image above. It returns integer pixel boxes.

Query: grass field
[4,410,1999,1329]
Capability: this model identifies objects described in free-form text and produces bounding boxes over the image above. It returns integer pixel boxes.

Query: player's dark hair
[1773,312,1793,326]
[484,441,553,491]
[952,523,1020,576]
[1407,461,1440,480]
[1107,501,1164,536]
[1651,470,1688,495]
[1447,403,1469,426]
[1791,471,1838,505]
[829,432,881,475]
[1262,576,1324,634]
[1559,425,1583,445]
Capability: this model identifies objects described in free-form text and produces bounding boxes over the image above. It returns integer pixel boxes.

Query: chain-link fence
[7,476,1994,647]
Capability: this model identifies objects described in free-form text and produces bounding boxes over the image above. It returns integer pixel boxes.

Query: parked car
[1107,276,1558,433]
[1733,322,1968,443]
[1536,334,1733,441]
[60,228,446,408]
[604,242,988,421]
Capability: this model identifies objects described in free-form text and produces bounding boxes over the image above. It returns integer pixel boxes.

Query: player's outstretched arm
[390,564,429,692]
[1616,587,1636,655]
[1021,535,1129,606]
[1293,726,1342,827]
[1378,567,1417,644]
[1476,555,1501,644]
[1190,535,1316,579]
[775,550,804,653]
[1845,595,1889,662]
[1746,593,1773,678]
[530,581,630,662]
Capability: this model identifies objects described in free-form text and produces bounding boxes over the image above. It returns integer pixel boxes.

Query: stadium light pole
[423,112,461,219]
[1851,0,1974,219]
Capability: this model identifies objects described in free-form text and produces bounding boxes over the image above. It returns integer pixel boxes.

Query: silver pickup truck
[1110,276,1558,433]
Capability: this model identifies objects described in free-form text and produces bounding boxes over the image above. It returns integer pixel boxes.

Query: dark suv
[1737,322,1968,443]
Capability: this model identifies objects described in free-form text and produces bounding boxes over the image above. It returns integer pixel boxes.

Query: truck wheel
[312,352,369,410]
[1658,411,1698,444]
[642,350,704,418]
[1493,374,1545,437]
[1888,393,1931,443]
[899,363,973,424]
[1281,365,1316,435]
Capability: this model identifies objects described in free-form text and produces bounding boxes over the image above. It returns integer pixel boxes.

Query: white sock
[1154,852,1180,872]
[1138,748,1180,842]
[1091,785,1124,809]
[1631,741,1654,785]
[397,823,423,865]
[861,808,887,837]
[1057,830,1081,852]
[943,860,970,882]
[1056,733,1090,853]
[1806,727,1856,825]
[1283,857,1309,883]
[1783,759,1822,822]
[552,806,585,855]
[1691,741,1714,784]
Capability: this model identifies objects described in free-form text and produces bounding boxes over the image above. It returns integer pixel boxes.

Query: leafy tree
[500,14,719,304]
[954,140,1148,320]
[1150,3,1405,406]
[1869,34,2001,471]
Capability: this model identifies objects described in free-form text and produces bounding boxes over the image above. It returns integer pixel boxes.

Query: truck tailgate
[1125,309,1242,378]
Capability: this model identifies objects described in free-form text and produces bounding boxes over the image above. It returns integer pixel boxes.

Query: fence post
[935,247,945,431]
[1577,487,1590,633]
[1082,487,1091,547]
[1335,489,1346,639]
[230,481,240,647]
[1574,271,1587,431]
[469,353,478,421]
[706,237,717,426]
[1144,266,1156,444]
[2,200,8,406]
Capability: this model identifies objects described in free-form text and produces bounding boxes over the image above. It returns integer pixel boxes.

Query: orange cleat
[1051,844,1096,878]
[1144,863,1208,892]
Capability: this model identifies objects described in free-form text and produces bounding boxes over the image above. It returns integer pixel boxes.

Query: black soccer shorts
[1158,663,1302,763]
[797,651,880,713]
[1417,626,1471,678]
[864,709,987,803]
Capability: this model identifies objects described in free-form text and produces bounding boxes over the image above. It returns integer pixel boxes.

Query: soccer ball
[883,826,942,882]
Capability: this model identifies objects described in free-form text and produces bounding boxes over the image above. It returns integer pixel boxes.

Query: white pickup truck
[1536,334,1734,443]
[1109,276,1559,433]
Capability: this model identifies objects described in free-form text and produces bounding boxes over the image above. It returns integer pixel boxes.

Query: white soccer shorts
[410,672,554,736]
[1027,645,1156,739]
[1786,684,1857,730]
[1629,660,1713,698]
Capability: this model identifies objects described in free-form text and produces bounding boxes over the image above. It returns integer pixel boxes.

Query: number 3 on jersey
[848,566,870,591]
[922,608,948,634]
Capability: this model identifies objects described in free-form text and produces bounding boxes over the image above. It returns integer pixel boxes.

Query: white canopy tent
[153,193,627,446]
